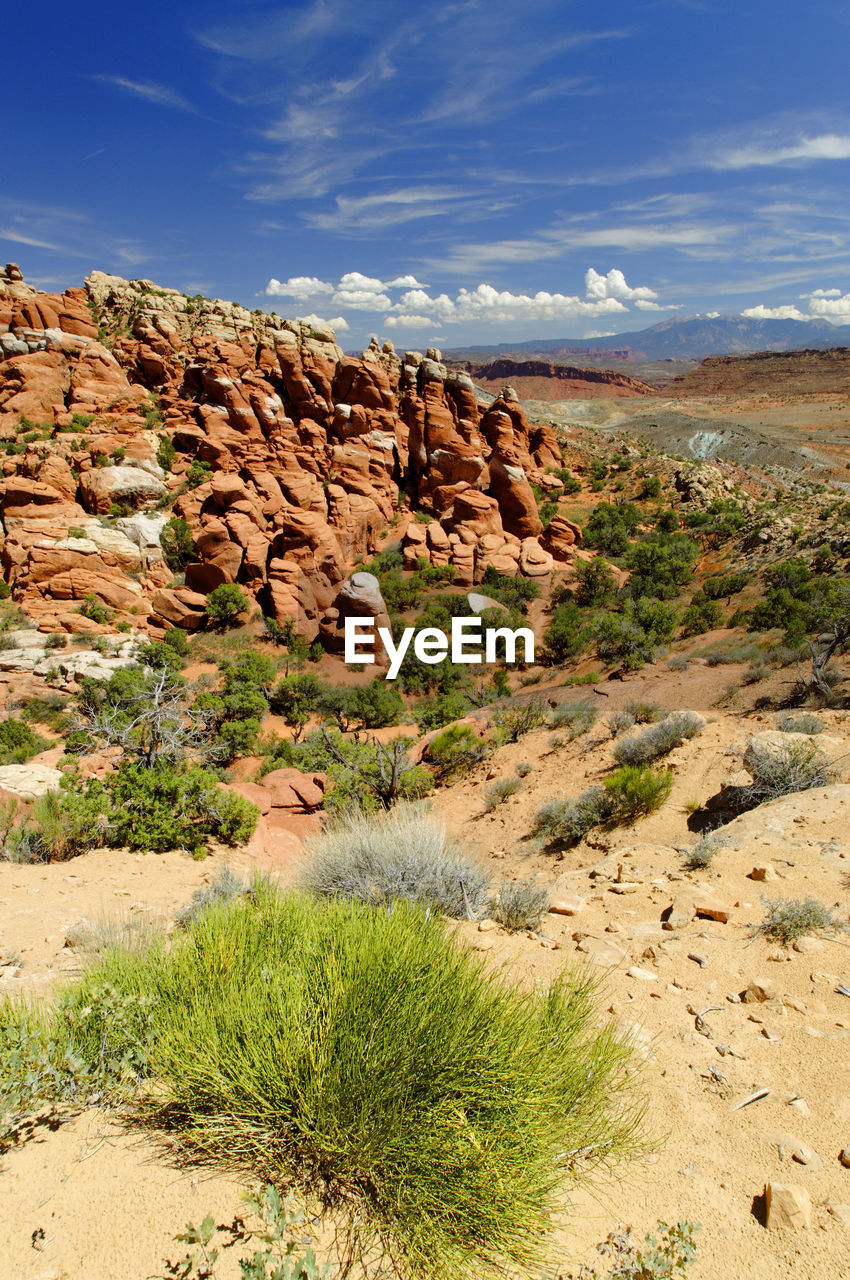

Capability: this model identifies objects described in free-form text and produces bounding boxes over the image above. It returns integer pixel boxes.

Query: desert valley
[0,259,848,1280]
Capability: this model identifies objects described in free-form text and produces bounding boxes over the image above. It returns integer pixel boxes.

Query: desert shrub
[161,626,190,656]
[176,866,247,928]
[63,913,156,956]
[594,598,678,670]
[78,594,112,625]
[703,641,762,667]
[573,1219,699,1280]
[1,787,110,863]
[106,764,258,855]
[156,434,177,473]
[680,593,723,637]
[573,559,617,608]
[302,805,490,920]
[745,739,834,804]
[623,699,664,724]
[684,833,728,871]
[611,712,703,766]
[485,778,522,810]
[269,671,324,738]
[185,459,212,488]
[752,896,847,948]
[543,600,590,663]
[205,584,249,627]
[427,723,489,780]
[414,688,473,732]
[515,761,533,778]
[603,765,673,821]
[777,712,824,734]
[32,886,639,1280]
[550,699,599,739]
[19,694,68,732]
[607,708,636,736]
[703,571,751,600]
[45,632,67,650]
[624,535,699,601]
[0,718,49,766]
[266,730,431,812]
[584,502,641,555]
[493,877,549,932]
[161,517,196,571]
[317,679,405,731]
[492,699,548,742]
[742,663,770,685]
[667,654,690,672]
[534,787,612,847]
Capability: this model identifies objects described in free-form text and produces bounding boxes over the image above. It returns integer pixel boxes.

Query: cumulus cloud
[384,314,441,329]
[296,313,349,331]
[266,275,334,299]
[264,266,668,328]
[264,270,425,310]
[393,283,629,325]
[742,288,850,324]
[741,303,809,320]
[584,267,657,301]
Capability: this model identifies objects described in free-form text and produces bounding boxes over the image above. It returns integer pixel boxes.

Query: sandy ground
[1,660,849,1279]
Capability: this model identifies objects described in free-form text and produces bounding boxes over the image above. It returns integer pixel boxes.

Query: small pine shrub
[550,699,599,739]
[302,804,491,920]
[485,778,522,810]
[752,896,847,948]
[205,584,249,628]
[0,719,50,766]
[78,594,112,625]
[493,877,549,932]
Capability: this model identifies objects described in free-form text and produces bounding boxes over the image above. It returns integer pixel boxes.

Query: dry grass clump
[485,777,523,810]
[745,739,834,804]
[776,712,824,735]
[302,803,491,920]
[549,699,599,739]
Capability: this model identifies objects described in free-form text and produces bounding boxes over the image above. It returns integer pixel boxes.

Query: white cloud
[296,312,349,332]
[266,276,334,299]
[394,282,628,325]
[808,292,850,322]
[741,303,809,320]
[742,288,850,324]
[92,75,197,113]
[386,275,427,288]
[710,133,850,171]
[384,314,440,329]
[634,299,667,310]
[584,267,657,301]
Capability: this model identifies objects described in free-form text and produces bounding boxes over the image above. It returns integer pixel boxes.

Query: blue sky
[4,0,850,348]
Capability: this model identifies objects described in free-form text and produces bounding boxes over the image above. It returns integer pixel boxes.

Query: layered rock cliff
[0,265,581,638]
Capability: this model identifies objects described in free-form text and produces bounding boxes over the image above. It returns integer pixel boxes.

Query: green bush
[41,886,638,1278]
[603,765,673,821]
[534,787,611,847]
[161,517,196,571]
[0,718,49,766]
[78,594,112,625]
[302,804,490,920]
[594,599,678,669]
[205,583,249,627]
[680,593,724,637]
[427,723,489,780]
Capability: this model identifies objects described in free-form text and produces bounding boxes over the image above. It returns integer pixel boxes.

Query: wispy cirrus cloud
[91,74,199,113]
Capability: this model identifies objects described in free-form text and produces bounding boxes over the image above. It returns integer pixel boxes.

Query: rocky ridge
[0,265,581,639]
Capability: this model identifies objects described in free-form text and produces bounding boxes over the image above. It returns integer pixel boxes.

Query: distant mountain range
[444,315,850,364]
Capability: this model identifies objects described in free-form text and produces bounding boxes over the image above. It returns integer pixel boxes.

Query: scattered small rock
[765,1181,811,1230]
[548,894,585,916]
